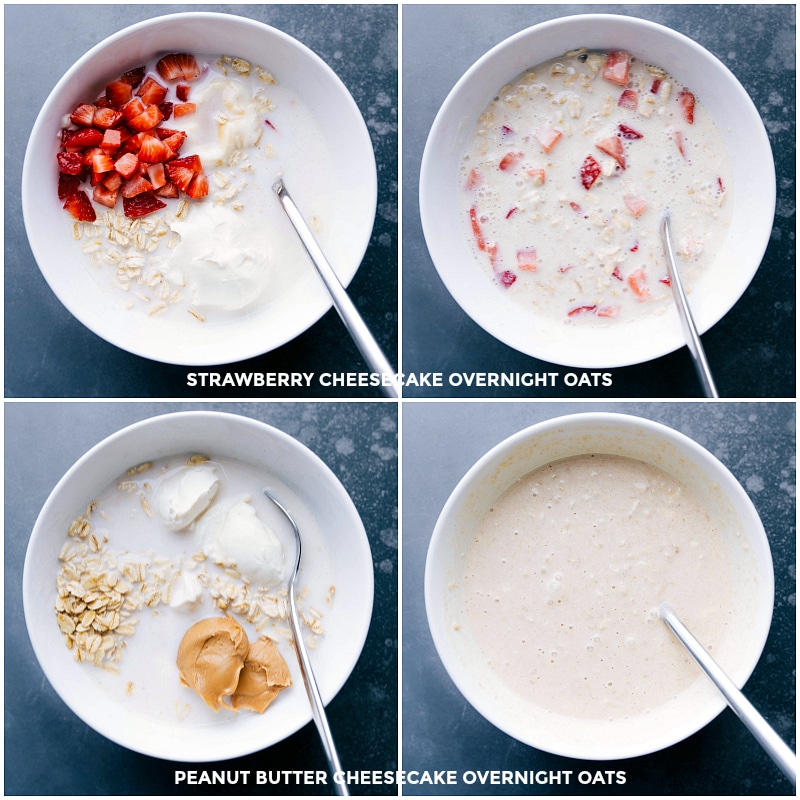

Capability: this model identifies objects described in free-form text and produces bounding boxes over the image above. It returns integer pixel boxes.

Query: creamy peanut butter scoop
[231,636,292,713]
[177,616,249,711]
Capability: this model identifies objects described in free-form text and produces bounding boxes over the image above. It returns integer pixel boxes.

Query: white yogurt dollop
[155,465,220,531]
[168,569,204,613]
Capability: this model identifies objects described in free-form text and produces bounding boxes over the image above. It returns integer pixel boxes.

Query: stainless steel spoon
[660,603,796,786]
[263,488,349,796]
[660,213,718,398]
[274,179,399,399]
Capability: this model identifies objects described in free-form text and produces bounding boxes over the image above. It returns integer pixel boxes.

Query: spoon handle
[660,214,719,398]
[274,179,399,399]
[660,603,796,786]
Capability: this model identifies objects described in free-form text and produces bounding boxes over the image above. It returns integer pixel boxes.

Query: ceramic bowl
[22,12,377,365]
[420,14,775,367]
[23,411,374,761]
[425,412,774,759]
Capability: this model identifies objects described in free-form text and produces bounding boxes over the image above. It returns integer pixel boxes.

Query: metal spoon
[660,603,796,786]
[263,488,349,796]
[274,179,399,399]
[660,213,719,398]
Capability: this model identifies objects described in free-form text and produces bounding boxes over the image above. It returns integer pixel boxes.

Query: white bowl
[425,412,774,760]
[420,14,775,368]
[22,12,377,365]
[23,411,374,761]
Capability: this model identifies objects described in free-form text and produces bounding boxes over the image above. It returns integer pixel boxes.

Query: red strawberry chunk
[173,103,196,118]
[499,270,516,288]
[156,53,200,82]
[63,128,103,149]
[155,182,179,198]
[623,194,647,217]
[516,247,539,271]
[505,207,518,219]
[128,104,165,132]
[526,168,546,185]
[63,190,96,221]
[119,66,146,88]
[121,96,147,122]
[158,101,174,121]
[136,76,168,106]
[597,305,621,318]
[70,103,96,127]
[137,134,175,164]
[57,151,84,175]
[91,152,115,174]
[57,172,81,199]
[101,128,122,152]
[580,154,602,189]
[93,107,123,129]
[677,90,695,124]
[535,125,562,153]
[618,89,638,110]
[602,51,631,86]
[146,163,167,189]
[93,183,119,208]
[176,84,191,102]
[121,174,154,198]
[612,265,624,281]
[465,167,482,191]
[618,123,643,140]
[186,172,209,199]
[499,150,523,172]
[103,171,123,191]
[568,305,598,316]
[569,201,582,214]
[650,78,662,94]
[105,80,133,108]
[659,275,671,286]
[596,136,626,169]
[469,206,486,252]
[161,131,186,153]
[123,192,167,218]
[674,130,688,159]
[627,267,650,299]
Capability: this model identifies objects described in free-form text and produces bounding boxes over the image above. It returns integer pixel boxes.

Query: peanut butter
[231,636,292,713]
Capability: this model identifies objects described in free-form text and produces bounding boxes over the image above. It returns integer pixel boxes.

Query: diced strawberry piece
[61,128,75,145]
[57,151,84,175]
[121,96,147,122]
[164,154,203,188]
[92,107,123,129]
[580,154,601,189]
[121,174,154,198]
[568,305,598,316]
[569,201,582,214]
[57,172,81,199]
[136,76,168,106]
[161,131,186,153]
[499,270,516,288]
[499,151,523,172]
[535,125,562,153]
[623,194,647,217]
[659,275,671,286]
[596,136,625,169]
[505,207,518,219]
[677,90,695,124]
[630,241,639,253]
[92,183,119,208]
[675,130,688,159]
[105,80,133,108]
[186,172,209,198]
[612,265,624,281]
[264,118,276,130]
[63,128,103,149]
[527,168,545,186]
[618,124,643,140]
[176,84,191,102]
[63,190,96,221]
[70,103,96,127]
[155,181,179,198]
[516,247,539,271]
[650,78,662,94]
[82,146,104,166]
[123,192,167,218]
[597,305,621,318]
[158,101,174,120]
[558,264,574,273]
[618,89,638,110]
[627,267,650,299]
[500,124,514,139]
[465,167,482,191]
[469,206,486,252]
[602,51,631,86]
[128,104,164,132]
[146,162,167,189]
[101,128,122,153]
[119,66,146,88]
[103,171,122,191]
[95,96,112,109]
[173,103,196,118]
[486,243,500,270]
[91,152,115,174]
[156,53,201,82]
[137,134,175,164]
[120,132,147,154]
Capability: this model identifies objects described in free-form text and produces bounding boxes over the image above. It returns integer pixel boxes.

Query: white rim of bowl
[425,411,775,760]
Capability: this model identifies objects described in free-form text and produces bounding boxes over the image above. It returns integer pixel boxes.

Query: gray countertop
[4,4,398,399]
[5,402,398,795]
[402,401,795,795]
[402,4,796,398]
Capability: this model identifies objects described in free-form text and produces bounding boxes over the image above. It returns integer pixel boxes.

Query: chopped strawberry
[674,130,688,159]
[623,194,647,217]
[499,151,523,172]
[602,51,631,86]
[173,103,196,118]
[618,89,638,110]
[176,84,191,102]
[677,90,695,124]
[100,128,122,153]
[597,305,621,318]
[659,275,671,286]
[717,177,725,194]
[57,151,84,175]
[568,305,598,316]
[128,104,164,132]
[465,167,482,191]
[627,267,650,299]
[121,174,154,198]
[596,136,625,169]
[535,125,562,153]
[264,118,276,130]
[146,162,167,189]
[155,127,180,139]
[156,53,201,81]
[558,264,574,273]
[136,76,168,106]
[569,201,582,214]
[119,66,146,88]
[102,171,123,191]
[94,96,112,109]
[160,131,186,153]
[612,265,624,281]
[499,270,516,288]
[486,243,500,270]
[69,103,96,127]
[137,134,175,164]
[121,96,147,122]
[155,181,179,198]
[63,190,96,221]
[650,78,662,94]
[158,101,174,120]
[63,128,103,149]
[186,172,209,198]
[630,241,639,253]
[91,152,115,174]
[123,192,167,218]
[120,132,147,154]
[469,206,486,252]
[92,183,119,208]
[505,207,518,219]
[527,168,545,186]
[580,154,601,189]
[92,107,122,129]
[105,80,133,108]
[516,247,539,271]
[618,123,643,140]
[57,172,81,199]
[165,155,203,192]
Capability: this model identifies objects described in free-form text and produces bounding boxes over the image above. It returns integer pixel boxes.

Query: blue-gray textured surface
[5,402,398,794]
[402,4,795,398]
[5,4,397,398]
[402,401,795,795]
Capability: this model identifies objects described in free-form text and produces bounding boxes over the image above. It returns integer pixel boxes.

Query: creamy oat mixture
[460,454,735,720]
[460,49,732,323]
